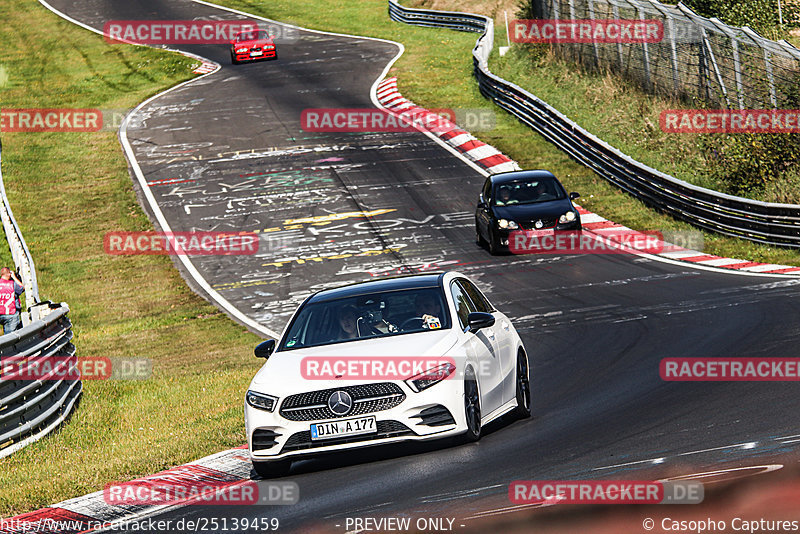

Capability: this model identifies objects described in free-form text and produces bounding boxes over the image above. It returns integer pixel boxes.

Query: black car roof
[307,273,445,303]
[490,170,557,185]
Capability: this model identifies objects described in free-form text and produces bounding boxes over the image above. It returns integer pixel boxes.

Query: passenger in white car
[336,305,360,340]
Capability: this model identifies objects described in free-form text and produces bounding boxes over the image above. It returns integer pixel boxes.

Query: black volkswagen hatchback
[475,170,582,254]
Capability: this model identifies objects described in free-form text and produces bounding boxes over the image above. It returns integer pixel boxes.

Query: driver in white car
[414,293,442,330]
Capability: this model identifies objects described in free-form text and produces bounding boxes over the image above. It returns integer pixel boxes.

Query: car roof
[490,169,557,185]
[307,273,447,303]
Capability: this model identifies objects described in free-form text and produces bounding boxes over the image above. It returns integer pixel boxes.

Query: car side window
[458,279,495,313]
[450,281,477,330]
[481,179,492,204]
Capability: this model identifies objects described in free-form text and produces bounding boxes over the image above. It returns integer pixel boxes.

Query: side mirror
[569,192,580,200]
[254,339,276,359]
[467,312,495,333]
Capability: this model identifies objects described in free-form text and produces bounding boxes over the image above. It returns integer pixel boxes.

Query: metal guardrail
[0,303,80,459]
[388,0,800,248]
[0,141,80,457]
[0,140,42,323]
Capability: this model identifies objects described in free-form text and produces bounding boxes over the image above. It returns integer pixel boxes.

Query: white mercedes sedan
[244,271,530,477]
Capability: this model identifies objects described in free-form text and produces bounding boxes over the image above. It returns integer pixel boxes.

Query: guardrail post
[638,6,652,91]
[532,0,546,19]
[763,48,778,109]
[697,30,710,101]
[587,0,600,68]
[611,3,625,68]
[702,30,731,107]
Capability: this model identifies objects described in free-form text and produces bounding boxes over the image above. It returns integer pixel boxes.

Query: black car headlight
[559,211,576,224]
[235,47,249,53]
[246,390,278,412]
[405,363,456,393]
[497,218,519,230]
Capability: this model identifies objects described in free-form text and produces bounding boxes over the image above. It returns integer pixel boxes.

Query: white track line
[37,0,283,338]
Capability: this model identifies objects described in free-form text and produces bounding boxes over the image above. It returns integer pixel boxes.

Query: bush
[701,132,800,197]
[681,0,800,37]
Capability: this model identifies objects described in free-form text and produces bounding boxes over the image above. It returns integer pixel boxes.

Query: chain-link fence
[530,0,800,109]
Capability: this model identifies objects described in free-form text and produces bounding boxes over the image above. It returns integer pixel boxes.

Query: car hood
[234,38,274,47]
[492,199,573,221]
[249,329,461,395]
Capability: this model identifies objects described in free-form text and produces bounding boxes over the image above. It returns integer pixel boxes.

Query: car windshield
[493,177,565,206]
[236,30,268,42]
[279,287,451,351]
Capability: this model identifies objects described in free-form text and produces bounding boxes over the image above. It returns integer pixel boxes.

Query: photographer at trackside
[0,267,25,334]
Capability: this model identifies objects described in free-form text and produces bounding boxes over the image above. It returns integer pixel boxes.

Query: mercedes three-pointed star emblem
[327,390,353,416]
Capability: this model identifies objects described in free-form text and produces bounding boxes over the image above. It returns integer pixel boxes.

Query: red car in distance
[230,29,277,64]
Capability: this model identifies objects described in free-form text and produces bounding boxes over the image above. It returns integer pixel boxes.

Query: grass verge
[0,0,262,516]
[1,0,799,517]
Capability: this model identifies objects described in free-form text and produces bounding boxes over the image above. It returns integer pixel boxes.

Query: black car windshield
[279,287,452,351]
[493,177,565,206]
[236,30,269,42]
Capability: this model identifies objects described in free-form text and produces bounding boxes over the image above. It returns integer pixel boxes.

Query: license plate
[250,51,263,57]
[310,416,376,440]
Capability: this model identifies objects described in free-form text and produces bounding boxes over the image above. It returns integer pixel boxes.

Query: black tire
[252,459,291,478]
[512,350,531,419]
[231,53,239,65]
[488,230,500,255]
[460,372,481,443]
[475,221,487,247]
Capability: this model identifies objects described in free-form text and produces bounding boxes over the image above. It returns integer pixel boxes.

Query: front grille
[280,383,406,421]
[281,420,413,452]
[252,47,261,52]
[519,218,558,230]
[252,429,282,451]
[410,405,456,427]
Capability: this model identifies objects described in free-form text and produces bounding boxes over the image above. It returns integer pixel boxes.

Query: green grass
[2,0,800,517]
[492,45,720,191]
[0,0,262,515]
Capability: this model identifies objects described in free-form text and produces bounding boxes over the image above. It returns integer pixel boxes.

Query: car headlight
[265,45,275,49]
[405,363,456,393]
[246,390,278,412]
[235,47,249,53]
[497,219,519,230]
[559,211,577,224]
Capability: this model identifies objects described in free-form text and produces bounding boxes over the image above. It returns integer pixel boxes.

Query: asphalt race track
[42,0,800,531]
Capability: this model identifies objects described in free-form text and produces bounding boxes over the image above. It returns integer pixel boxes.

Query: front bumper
[245,379,465,462]
[233,48,276,61]
[496,221,582,248]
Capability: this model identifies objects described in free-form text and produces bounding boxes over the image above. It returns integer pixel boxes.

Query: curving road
[42,0,800,531]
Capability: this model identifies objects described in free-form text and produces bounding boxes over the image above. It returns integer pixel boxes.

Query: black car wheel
[511,350,531,419]
[475,220,487,247]
[488,230,501,255]
[252,459,291,478]
[461,371,481,443]
[231,52,239,65]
